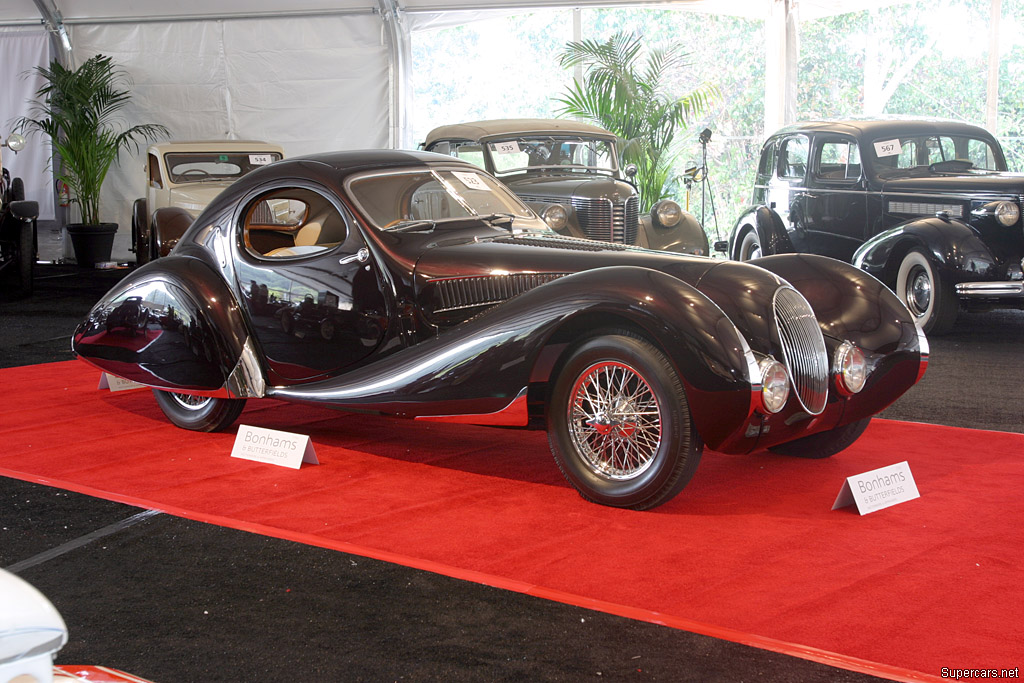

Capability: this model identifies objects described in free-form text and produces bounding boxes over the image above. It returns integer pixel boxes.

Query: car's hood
[410,231,787,354]
[168,183,233,216]
[502,174,635,202]
[880,171,1024,196]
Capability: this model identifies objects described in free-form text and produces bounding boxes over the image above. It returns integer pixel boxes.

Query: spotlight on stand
[694,128,721,252]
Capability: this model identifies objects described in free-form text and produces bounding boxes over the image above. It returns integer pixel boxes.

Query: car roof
[768,118,997,141]
[230,149,481,187]
[423,119,616,147]
[148,140,285,154]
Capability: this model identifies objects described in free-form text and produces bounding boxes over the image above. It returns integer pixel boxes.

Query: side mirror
[3,133,26,153]
[623,163,638,179]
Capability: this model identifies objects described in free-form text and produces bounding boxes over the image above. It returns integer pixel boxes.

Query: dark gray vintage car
[725,119,1024,334]
[423,119,709,256]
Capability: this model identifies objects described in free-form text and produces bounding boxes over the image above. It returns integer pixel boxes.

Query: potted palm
[20,55,167,266]
[556,33,717,213]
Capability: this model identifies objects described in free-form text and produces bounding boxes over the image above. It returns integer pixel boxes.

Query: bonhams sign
[832,461,920,515]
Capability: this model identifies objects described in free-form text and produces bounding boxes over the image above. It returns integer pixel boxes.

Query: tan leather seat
[265,222,323,257]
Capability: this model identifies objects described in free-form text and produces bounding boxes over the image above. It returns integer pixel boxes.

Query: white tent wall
[0,28,54,223]
[63,14,389,261]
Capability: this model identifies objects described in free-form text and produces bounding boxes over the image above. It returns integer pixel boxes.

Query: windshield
[348,168,536,229]
[871,134,1005,174]
[486,136,617,176]
[164,151,282,183]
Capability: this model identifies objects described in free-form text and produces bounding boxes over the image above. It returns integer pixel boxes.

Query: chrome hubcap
[567,361,662,480]
[170,393,213,412]
[907,267,932,315]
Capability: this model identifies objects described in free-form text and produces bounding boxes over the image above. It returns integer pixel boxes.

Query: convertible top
[423,119,616,148]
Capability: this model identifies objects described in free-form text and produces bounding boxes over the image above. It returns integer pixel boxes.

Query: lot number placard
[231,425,319,469]
[832,461,919,515]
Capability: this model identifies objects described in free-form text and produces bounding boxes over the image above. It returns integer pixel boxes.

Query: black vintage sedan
[73,150,927,510]
[726,119,1024,334]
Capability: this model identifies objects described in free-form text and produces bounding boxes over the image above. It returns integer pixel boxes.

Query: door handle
[339,247,369,265]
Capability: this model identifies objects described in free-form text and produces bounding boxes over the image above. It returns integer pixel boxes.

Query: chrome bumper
[955,281,1024,298]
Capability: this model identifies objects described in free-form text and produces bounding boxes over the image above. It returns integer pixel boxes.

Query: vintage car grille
[772,286,829,415]
[571,196,639,245]
[430,273,568,313]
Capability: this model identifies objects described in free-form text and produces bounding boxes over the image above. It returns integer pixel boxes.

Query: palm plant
[557,33,717,212]
[19,55,167,226]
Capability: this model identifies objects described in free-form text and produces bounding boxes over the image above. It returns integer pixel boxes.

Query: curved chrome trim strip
[772,285,829,416]
[224,336,266,398]
[915,322,930,384]
[415,387,529,427]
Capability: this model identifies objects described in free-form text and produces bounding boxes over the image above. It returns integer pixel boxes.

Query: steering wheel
[929,159,974,173]
[180,168,212,178]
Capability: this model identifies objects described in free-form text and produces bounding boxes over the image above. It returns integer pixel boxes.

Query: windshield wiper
[384,219,436,232]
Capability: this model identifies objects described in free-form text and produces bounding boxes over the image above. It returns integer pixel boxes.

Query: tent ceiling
[0,0,908,25]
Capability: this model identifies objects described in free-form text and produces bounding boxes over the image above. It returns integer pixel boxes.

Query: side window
[814,140,861,182]
[778,136,809,180]
[756,141,778,183]
[452,142,486,169]
[148,154,163,189]
[242,187,350,259]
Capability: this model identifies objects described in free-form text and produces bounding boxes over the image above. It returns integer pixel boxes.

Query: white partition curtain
[0,28,53,222]
[61,14,390,258]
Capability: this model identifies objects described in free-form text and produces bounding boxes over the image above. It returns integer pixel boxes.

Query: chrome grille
[623,195,639,244]
[888,200,963,218]
[572,197,613,242]
[431,273,567,313]
[772,287,829,415]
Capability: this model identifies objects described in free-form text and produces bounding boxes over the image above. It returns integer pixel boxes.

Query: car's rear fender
[852,214,997,286]
[729,205,794,260]
[72,255,264,398]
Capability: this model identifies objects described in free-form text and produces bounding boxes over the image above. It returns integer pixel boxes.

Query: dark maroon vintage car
[73,149,927,509]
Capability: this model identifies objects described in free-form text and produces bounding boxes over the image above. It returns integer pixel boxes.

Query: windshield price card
[231,424,319,469]
[832,461,919,514]
[873,139,901,157]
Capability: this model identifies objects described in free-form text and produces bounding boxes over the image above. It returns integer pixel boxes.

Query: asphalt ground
[2,264,1021,682]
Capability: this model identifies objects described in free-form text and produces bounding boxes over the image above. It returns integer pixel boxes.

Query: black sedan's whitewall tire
[738,229,762,261]
[153,389,246,432]
[548,331,703,510]
[895,248,958,335]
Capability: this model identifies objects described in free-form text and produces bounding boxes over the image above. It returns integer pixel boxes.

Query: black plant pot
[67,223,117,267]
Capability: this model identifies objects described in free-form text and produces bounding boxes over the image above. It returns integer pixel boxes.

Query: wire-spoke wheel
[153,389,246,432]
[548,331,703,510]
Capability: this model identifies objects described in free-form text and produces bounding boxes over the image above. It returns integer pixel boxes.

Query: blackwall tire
[895,249,957,335]
[738,229,762,261]
[153,389,246,432]
[548,331,703,510]
[768,417,871,459]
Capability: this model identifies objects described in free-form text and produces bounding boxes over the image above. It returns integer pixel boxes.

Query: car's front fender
[639,211,709,255]
[852,214,997,286]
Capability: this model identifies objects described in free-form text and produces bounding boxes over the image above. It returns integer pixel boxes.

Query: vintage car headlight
[834,340,868,395]
[652,199,683,228]
[994,201,1020,227]
[974,200,1020,227]
[759,357,790,414]
[542,204,569,231]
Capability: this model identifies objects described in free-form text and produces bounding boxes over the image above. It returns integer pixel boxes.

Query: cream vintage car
[132,140,284,263]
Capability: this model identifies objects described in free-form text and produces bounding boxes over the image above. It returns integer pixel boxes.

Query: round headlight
[995,201,1020,227]
[652,199,682,228]
[759,358,790,414]
[542,204,568,231]
[4,133,25,153]
[834,340,868,395]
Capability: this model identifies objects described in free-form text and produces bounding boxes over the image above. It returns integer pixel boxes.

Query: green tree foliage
[19,55,168,225]
[555,33,718,212]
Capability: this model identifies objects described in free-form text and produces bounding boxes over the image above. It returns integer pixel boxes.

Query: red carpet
[2,361,1022,682]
